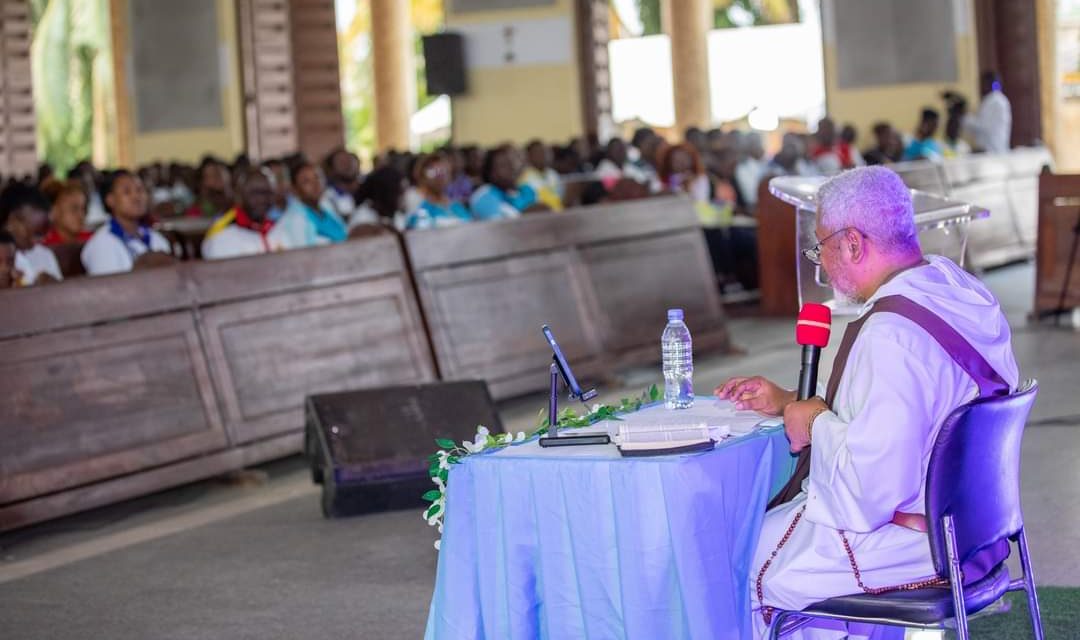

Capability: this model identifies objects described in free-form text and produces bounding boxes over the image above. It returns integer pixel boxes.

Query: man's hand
[714,376,796,417]
[783,397,828,453]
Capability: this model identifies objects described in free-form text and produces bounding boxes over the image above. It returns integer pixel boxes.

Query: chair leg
[943,515,970,640]
[1017,528,1046,640]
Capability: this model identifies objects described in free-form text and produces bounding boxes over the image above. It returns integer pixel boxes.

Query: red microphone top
[796,303,832,348]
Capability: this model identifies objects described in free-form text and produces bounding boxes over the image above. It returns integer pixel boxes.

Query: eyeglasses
[802,227,862,265]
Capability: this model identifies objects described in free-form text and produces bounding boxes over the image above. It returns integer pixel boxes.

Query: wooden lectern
[1034,172,1080,319]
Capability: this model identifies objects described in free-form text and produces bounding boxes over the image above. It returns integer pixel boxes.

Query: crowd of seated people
[0,76,1017,291]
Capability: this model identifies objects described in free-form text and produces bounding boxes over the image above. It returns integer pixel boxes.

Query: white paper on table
[615,421,717,445]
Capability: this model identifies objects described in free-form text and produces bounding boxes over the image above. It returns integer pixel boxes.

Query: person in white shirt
[81,170,172,276]
[717,167,1019,639]
[0,182,62,285]
[735,132,767,211]
[595,137,650,185]
[963,70,1012,154]
[201,167,295,260]
[320,148,370,224]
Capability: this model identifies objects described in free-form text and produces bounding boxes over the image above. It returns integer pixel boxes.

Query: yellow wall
[822,1,979,142]
[118,0,245,165]
[446,0,582,146]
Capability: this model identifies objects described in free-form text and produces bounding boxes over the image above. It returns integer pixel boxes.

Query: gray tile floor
[1,262,1077,640]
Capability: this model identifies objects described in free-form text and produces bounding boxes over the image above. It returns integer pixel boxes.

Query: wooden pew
[1034,172,1080,318]
[405,196,730,399]
[0,236,435,531]
[893,147,1053,270]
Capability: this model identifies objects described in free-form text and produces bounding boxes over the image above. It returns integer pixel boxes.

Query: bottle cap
[667,308,684,321]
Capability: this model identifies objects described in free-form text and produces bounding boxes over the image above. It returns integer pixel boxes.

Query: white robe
[752,256,1019,639]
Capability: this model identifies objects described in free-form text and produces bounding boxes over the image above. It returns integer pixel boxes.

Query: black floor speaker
[305,381,502,518]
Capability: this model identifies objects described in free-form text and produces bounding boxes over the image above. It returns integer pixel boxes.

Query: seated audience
[184,158,233,219]
[404,153,473,231]
[202,167,294,260]
[168,161,196,209]
[940,93,972,158]
[595,137,649,186]
[82,170,172,275]
[862,122,903,165]
[443,146,474,203]
[766,133,817,177]
[276,162,347,246]
[658,143,711,204]
[902,108,943,161]
[72,160,108,227]
[520,140,564,211]
[840,123,865,166]
[262,158,292,219]
[321,148,368,224]
[630,127,662,190]
[0,230,18,288]
[734,132,767,210]
[470,145,546,220]
[0,182,61,285]
[353,166,407,231]
[684,126,708,153]
[40,179,92,245]
[810,117,862,174]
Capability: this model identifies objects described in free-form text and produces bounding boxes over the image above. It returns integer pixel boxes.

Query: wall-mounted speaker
[422,32,468,96]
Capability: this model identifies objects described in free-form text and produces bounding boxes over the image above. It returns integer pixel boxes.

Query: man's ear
[845,228,865,262]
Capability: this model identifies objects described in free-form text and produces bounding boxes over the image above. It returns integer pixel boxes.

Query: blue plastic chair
[768,380,1044,640]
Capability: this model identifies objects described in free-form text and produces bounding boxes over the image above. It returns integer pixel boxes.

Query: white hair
[817,166,920,255]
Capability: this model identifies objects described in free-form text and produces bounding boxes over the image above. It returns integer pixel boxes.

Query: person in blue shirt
[902,108,943,162]
[469,145,550,221]
[404,152,474,231]
[276,162,348,247]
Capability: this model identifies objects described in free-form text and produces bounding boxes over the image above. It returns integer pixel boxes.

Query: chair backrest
[925,380,1038,577]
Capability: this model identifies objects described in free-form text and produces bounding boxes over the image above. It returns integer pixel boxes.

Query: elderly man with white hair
[716,166,1019,639]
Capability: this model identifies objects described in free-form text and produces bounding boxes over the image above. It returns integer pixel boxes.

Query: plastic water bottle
[662,308,694,409]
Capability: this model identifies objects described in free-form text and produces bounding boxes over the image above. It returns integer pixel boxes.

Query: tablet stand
[539,358,609,447]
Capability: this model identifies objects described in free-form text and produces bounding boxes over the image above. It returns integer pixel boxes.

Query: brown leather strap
[891,511,928,533]
[766,313,870,509]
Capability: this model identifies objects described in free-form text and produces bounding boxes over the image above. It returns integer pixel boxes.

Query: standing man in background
[963,70,1012,154]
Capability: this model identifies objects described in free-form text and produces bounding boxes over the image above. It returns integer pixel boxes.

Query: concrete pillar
[664,0,712,133]
[370,0,414,152]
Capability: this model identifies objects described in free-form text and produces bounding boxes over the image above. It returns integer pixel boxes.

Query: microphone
[795,303,832,401]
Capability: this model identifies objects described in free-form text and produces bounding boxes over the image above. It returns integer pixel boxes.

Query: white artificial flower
[514,431,526,442]
[438,457,451,470]
[463,438,484,454]
[590,403,602,415]
[433,476,445,490]
[437,523,443,534]
[498,433,512,445]
[433,539,441,551]
[476,425,490,437]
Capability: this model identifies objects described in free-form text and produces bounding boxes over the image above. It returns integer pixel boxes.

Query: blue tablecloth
[425,404,795,640]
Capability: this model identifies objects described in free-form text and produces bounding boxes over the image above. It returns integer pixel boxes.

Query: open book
[614,420,723,457]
